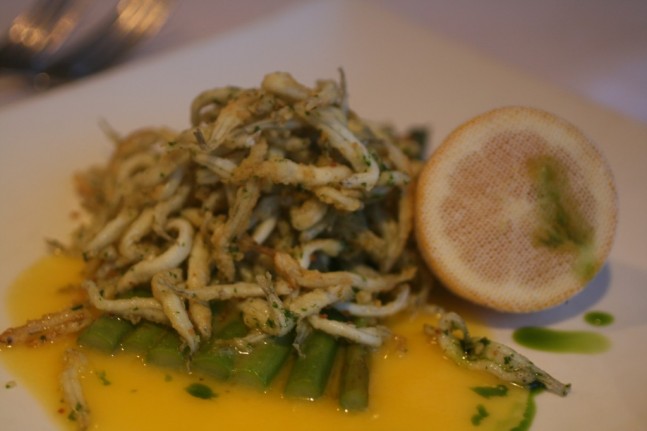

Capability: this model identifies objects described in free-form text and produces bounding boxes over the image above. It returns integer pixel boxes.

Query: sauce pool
[1,255,533,431]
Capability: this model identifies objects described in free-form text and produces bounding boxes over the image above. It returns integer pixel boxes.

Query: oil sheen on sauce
[1,255,532,431]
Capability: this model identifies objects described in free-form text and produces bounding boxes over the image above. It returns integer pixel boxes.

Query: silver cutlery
[0,0,173,87]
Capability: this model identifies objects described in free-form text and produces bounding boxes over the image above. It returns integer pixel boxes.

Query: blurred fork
[45,0,173,81]
[0,0,82,72]
[0,0,173,86]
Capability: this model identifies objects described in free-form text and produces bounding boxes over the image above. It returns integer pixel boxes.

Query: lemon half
[415,106,618,312]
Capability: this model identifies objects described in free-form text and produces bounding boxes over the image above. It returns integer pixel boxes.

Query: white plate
[1,1,646,430]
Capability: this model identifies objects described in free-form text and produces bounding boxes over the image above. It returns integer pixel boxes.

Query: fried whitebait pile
[74,71,428,350]
[1,72,570,428]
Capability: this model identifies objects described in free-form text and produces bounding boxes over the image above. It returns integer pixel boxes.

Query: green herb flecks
[528,155,597,280]
[185,383,217,400]
[471,404,489,426]
[96,370,111,386]
[471,384,508,399]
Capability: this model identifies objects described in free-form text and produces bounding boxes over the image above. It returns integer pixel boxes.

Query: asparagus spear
[191,345,237,380]
[191,310,248,380]
[235,332,294,389]
[121,322,168,356]
[284,329,339,400]
[213,311,249,340]
[146,330,187,369]
[339,341,370,411]
[77,315,133,354]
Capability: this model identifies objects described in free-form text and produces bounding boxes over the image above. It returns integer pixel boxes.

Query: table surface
[1,0,646,125]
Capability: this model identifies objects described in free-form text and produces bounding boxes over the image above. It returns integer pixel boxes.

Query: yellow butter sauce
[1,255,530,431]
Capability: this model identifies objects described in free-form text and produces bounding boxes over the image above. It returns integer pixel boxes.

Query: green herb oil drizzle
[584,311,614,327]
[509,388,540,431]
[513,327,609,354]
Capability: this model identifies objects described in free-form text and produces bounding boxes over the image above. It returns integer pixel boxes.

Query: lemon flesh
[415,107,617,312]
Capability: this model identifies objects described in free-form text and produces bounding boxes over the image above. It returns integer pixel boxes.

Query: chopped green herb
[96,370,111,386]
[185,383,217,400]
[471,384,508,398]
[471,404,489,426]
[68,401,85,422]
[387,173,396,186]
